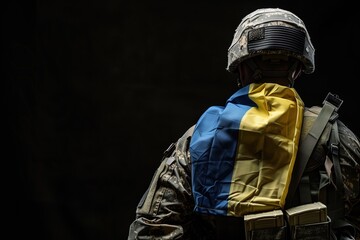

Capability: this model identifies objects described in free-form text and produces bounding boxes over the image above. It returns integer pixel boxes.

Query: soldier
[128,8,360,240]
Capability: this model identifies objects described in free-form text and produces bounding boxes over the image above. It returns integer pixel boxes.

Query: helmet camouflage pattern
[227,8,315,74]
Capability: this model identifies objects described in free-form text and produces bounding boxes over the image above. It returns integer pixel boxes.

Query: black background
[4,1,359,239]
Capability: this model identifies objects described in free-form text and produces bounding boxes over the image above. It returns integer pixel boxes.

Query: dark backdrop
[5,1,358,239]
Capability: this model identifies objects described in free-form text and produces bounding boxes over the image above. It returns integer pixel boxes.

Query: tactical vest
[284,93,360,240]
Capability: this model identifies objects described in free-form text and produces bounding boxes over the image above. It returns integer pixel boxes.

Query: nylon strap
[299,175,312,204]
[330,121,344,193]
[286,93,342,207]
[326,120,346,221]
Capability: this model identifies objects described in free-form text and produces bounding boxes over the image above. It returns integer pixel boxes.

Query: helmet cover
[227,8,315,74]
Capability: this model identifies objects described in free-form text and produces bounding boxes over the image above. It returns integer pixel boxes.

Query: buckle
[330,143,339,156]
[323,92,343,111]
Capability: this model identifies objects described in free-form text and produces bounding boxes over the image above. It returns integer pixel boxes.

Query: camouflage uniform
[127,126,207,240]
[127,110,360,239]
[127,125,247,240]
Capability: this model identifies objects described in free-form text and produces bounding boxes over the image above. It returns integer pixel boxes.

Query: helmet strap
[287,61,301,87]
[244,58,301,87]
[236,75,242,88]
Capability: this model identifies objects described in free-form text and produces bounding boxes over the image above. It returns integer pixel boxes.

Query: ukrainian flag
[190,83,304,217]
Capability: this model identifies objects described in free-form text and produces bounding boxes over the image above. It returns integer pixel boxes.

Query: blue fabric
[190,85,256,215]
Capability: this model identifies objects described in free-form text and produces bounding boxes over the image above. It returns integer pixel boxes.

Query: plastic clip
[323,92,343,112]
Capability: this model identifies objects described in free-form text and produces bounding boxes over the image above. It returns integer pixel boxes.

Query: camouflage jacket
[128,116,360,240]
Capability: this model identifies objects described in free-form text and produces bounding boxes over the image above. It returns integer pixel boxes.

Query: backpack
[286,92,360,240]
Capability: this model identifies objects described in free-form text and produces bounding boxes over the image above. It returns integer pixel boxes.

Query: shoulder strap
[326,119,346,221]
[286,92,343,207]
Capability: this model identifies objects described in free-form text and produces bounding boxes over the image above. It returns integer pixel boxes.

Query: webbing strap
[326,120,346,221]
[299,175,312,204]
[330,121,344,193]
[286,93,342,207]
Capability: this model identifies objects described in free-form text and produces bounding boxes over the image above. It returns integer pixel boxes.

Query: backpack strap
[286,92,343,207]
[329,120,344,193]
[326,120,346,222]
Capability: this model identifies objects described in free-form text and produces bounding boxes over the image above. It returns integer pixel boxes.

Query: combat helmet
[227,8,315,75]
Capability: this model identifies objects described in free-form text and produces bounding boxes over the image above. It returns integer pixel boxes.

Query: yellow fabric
[228,83,304,216]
